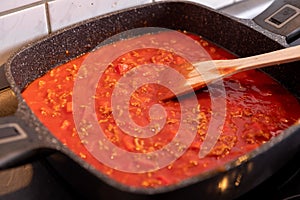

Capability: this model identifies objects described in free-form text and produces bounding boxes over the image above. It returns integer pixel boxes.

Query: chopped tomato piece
[115,63,130,75]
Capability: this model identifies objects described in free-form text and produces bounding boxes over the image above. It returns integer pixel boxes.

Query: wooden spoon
[161,45,300,101]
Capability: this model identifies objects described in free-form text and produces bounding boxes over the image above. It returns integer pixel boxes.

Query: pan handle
[253,0,300,45]
[0,66,52,169]
[0,115,45,169]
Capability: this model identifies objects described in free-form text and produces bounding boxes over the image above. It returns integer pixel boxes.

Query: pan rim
[2,0,300,196]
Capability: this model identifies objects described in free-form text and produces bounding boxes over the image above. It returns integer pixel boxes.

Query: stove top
[220,0,275,19]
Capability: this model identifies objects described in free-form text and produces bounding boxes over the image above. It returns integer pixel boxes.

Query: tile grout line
[0,1,45,17]
[44,0,52,34]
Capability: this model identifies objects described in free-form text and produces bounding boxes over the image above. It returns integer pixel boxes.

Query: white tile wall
[0,0,41,13]
[0,0,241,65]
[48,0,152,31]
[0,4,48,65]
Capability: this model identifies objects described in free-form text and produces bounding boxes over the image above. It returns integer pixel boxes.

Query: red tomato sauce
[22,31,300,188]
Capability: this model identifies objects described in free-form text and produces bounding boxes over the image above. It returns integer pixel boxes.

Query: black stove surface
[1,153,300,200]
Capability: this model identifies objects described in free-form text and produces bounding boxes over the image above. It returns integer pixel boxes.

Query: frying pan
[0,1,300,199]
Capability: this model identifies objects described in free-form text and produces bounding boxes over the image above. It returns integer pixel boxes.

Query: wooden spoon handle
[214,45,300,74]
[162,45,300,101]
